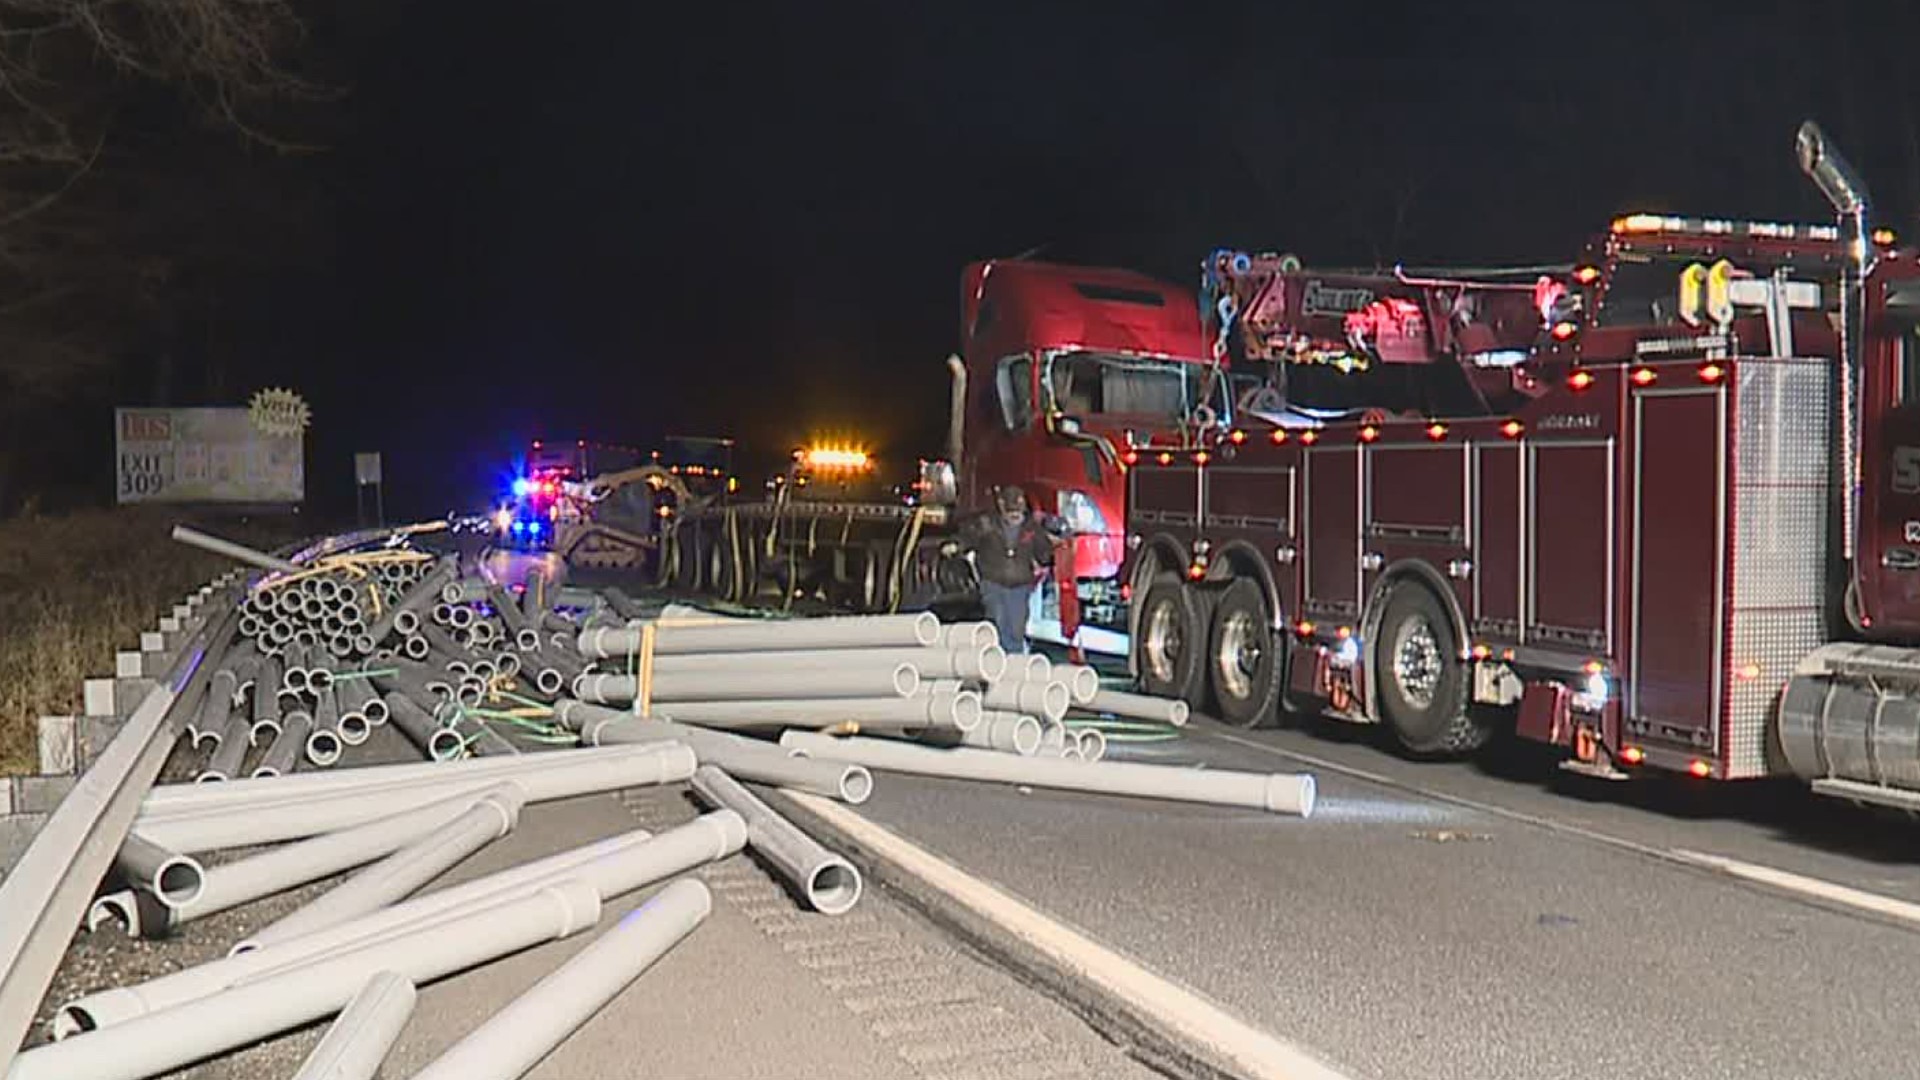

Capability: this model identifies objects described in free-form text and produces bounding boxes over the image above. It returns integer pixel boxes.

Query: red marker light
[1359,425,1380,443]
[1620,746,1645,765]
[1301,430,1320,445]
[1573,265,1602,285]
[1193,450,1211,466]
[1156,451,1174,466]
[1426,423,1448,441]
[1568,370,1595,391]
[1122,450,1139,466]
[1631,367,1658,387]
[1500,420,1524,439]
[1550,321,1578,341]
[1699,362,1726,383]
[1186,563,1206,580]
[1687,759,1712,779]
[1229,429,1247,445]
[1270,429,1289,445]
[1471,644,1492,660]
[1294,620,1315,636]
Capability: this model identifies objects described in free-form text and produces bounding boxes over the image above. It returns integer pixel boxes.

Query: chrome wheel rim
[1392,615,1442,710]
[1143,601,1183,684]
[1214,609,1262,701]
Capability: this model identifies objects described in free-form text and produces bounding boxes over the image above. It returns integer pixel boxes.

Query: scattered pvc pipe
[113,833,204,910]
[143,743,670,817]
[133,744,696,852]
[690,766,861,915]
[289,970,415,1080]
[781,732,1316,817]
[939,621,997,650]
[385,692,465,761]
[653,682,981,728]
[954,712,1044,756]
[1084,687,1190,727]
[170,525,302,574]
[56,813,735,1038]
[578,611,941,657]
[572,663,919,706]
[410,880,711,1080]
[134,785,501,935]
[15,880,604,1080]
[254,711,311,778]
[239,785,524,952]
[983,679,1069,723]
[649,644,1006,683]
[1076,727,1108,762]
[558,703,873,803]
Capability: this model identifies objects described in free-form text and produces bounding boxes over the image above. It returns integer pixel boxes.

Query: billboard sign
[115,406,304,504]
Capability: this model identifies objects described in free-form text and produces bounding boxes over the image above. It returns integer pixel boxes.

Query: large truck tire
[1374,581,1489,755]
[1134,572,1206,707]
[1207,578,1285,728]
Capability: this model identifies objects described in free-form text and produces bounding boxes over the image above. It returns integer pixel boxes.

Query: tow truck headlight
[1576,671,1610,710]
[1057,490,1108,535]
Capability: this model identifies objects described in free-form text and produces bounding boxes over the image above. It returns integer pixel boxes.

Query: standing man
[958,485,1067,654]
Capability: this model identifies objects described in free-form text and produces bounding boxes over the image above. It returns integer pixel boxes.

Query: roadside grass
[0,509,302,775]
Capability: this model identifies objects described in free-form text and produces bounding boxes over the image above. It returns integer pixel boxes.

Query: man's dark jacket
[960,511,1062,588]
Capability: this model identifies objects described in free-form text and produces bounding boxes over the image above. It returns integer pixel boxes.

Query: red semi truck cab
[955,260,1219,645]
[1120,122,1920,807]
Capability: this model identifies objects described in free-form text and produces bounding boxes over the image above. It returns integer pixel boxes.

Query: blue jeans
[980,580,1032,655]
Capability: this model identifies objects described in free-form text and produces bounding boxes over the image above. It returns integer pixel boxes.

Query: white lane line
[1206,728,1920,930]
[786,792,1356,1080]
[1669,850,1920,927]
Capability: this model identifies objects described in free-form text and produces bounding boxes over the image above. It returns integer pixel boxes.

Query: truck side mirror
[917,460,958,506]
[1050,413,1084,437]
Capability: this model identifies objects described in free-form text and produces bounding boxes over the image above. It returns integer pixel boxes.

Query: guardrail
[0,524,418,1071]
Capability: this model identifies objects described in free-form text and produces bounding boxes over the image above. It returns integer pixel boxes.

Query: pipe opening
[339,712,372,744]
[537,669,565,695]
[307,668,334,693]
[429,729,466,761]
[306,730,342,766]
[363,698,390,725]
[55,1007,97,1039]
[1013,717,1044,756]
[807,860,863,915]
[154,859,204,908]
[394,609,421,636]
[838,765,875,805]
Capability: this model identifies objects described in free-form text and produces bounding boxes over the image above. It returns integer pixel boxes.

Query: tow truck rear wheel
[1135,572,1206,706]
[1374,582,1488,755]
[708,531,738,601]
[1207,578,1285,728]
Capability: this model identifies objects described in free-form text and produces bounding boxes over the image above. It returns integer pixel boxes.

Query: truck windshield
[1044,352,1220,424]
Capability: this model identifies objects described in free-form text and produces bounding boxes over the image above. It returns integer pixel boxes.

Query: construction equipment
[1122,121,1920,807]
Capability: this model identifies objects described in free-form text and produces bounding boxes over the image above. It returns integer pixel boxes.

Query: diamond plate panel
[1733,360,1830,485]
[1726,359,1830,779]
[1731,481,1827,608]
[1727,610,1824,777]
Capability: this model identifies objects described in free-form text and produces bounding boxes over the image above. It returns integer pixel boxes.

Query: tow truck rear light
[1359,425,1379,443]
[1471,644,1492,660]
[1687,759,1712,778]
[1630,367,1658,387]
[1568,370,1595,391]
[1550,321,1579,341]
[1294,620,1315,636]
[1122,450,1139,465]
[1228,429,1247,445]
[1270,429,1289,445]
[1193,450,1211,465]
[1426,423,1447,441]
[1300,431,1320,445]
[1156,451,1174,466]
[1620,745,1646,765]
[1699,362,1726,384]
[1573,265,1602,285]
[1874,227,1898,246]
[1500,420,1524,439]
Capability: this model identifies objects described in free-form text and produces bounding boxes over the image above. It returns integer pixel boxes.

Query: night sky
[239,1,1920,518]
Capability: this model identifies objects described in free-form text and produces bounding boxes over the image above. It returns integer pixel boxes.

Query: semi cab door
[1860,311,1920,632]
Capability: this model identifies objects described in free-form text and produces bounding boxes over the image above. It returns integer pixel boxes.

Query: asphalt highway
[843,714,1920,1080]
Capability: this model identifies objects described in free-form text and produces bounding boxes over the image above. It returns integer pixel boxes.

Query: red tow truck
[1124,122,1920,806]
[661,259,1220,653]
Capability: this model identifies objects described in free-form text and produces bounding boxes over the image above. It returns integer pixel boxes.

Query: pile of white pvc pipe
[43,744,745,1080]
[560,606,1311,816]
